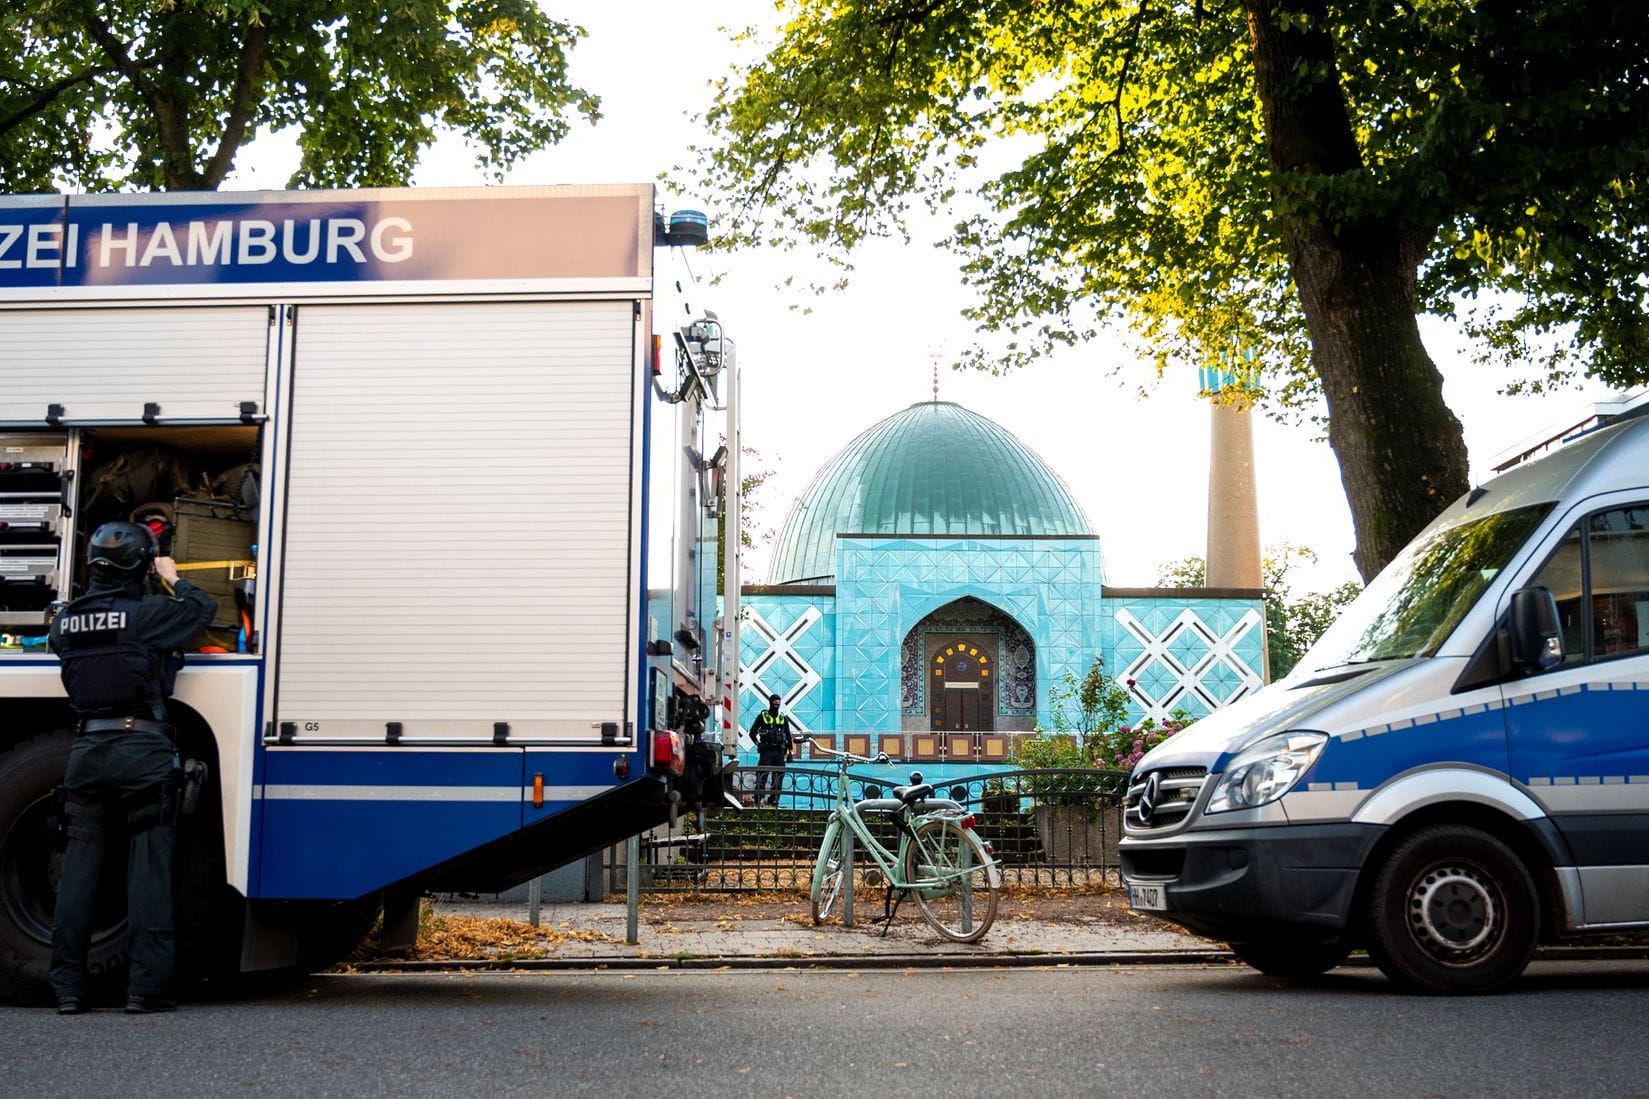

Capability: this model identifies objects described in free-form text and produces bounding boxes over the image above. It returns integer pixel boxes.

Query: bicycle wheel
[810,820,846,924]
[902,818,1000,943]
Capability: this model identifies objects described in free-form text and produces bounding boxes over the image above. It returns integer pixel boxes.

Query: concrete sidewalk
[361,895,1231,972]
[356,897,1649,974]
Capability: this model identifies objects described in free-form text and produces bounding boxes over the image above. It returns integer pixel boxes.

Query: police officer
[48,521,215,1015]
[750,692,795,807]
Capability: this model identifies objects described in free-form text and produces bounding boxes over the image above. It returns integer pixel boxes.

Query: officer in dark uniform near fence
[750,692,795,807]
[48,521,216,1015]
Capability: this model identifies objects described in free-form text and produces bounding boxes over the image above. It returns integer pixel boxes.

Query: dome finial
[929,347,941,402]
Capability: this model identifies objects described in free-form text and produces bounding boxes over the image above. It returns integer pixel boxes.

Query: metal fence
[612,765,1130,894]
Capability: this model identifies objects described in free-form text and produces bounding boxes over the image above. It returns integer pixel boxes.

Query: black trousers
[754,750,787,805]
[51,727,177,1004]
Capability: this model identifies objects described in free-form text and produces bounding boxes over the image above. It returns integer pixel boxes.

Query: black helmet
[768,693,781,704]
[86,521,157,574]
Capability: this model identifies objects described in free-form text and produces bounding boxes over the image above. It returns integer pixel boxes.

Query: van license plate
[1128,884,1166,911]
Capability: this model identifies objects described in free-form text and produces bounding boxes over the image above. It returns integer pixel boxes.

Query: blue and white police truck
[0,184,732,1002]
[1121,412,1649,993]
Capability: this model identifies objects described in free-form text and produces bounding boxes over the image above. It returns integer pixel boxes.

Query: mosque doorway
[930,636,994,732]
[901,597,1036,756]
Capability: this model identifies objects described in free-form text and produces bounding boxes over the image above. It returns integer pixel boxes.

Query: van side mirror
[1508,587,1563,672]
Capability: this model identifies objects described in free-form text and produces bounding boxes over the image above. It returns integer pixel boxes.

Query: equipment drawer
[0,556,57,622]
[0,469,62,498]
[0,502,63,538]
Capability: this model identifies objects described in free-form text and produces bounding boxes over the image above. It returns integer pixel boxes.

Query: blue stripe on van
[1309,704,1510,789]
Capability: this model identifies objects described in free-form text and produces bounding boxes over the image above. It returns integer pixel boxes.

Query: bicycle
[805,739,1001,942]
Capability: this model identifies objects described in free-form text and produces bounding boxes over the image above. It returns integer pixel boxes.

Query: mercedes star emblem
[1137,771,1161,825]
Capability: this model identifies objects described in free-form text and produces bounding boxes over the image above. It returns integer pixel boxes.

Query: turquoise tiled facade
[738,586,1264,736]
[734,401,1265,748]
[832,536,1102,731]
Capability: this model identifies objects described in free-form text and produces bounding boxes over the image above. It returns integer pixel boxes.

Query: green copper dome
[768,401,1092,584]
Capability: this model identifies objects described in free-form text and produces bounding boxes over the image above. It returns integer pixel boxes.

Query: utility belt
[50,757,209,839]
[78,716,171,736]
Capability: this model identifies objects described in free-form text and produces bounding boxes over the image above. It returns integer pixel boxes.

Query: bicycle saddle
[892,783,934,804]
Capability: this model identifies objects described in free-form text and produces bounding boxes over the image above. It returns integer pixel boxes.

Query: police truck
[0,184,731,1002]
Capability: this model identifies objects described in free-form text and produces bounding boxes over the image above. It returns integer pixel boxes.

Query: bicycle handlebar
[803,737,889,766]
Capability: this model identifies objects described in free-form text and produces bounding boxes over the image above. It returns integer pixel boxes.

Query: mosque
[735,398,1267,768]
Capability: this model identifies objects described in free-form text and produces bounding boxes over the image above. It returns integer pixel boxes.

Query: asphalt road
[6,961,1649,1097]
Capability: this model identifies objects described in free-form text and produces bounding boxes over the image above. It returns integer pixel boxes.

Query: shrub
[1087,717,1189,772]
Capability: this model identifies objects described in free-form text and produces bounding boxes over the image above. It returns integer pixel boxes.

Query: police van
[1120,412,1649,993]
[0,185,733,1002]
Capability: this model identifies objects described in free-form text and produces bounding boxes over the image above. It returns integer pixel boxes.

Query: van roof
[1431,412,1649,534]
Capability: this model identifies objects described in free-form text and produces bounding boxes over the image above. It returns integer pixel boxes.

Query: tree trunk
[1246,1,1468,580]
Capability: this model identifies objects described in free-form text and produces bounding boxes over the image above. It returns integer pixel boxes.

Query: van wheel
[1229,939,1351,979]
[1364,824,1538,995]
[0,732,129,1004]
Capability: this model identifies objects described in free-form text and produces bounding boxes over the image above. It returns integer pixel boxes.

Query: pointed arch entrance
[900,597,1037,757]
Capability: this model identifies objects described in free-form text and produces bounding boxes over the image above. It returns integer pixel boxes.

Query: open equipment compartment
[71,424,263,653]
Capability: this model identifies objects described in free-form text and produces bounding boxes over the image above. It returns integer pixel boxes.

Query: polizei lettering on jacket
[56,610,128,633]
[0,216,414,271]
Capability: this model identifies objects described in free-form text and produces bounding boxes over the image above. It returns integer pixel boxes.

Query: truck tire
[293,896,383,971]
[0,732,128,1004]
[1228,939,1351,979]
[1364,824,1538,995]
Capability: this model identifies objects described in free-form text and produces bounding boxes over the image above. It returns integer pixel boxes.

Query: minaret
[1200,361,1262,591]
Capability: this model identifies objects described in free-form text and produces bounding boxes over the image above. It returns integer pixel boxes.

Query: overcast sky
[230,0,1617,591]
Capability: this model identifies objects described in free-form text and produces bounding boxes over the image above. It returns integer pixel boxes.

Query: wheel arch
[1348,800,1568,945]
[166,699,229,874]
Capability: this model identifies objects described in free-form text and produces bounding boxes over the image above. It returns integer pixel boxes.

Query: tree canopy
[694,1,1649,577]
[1,1,597,193]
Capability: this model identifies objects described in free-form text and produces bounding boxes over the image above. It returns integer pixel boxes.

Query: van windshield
[1300,503,1554,669]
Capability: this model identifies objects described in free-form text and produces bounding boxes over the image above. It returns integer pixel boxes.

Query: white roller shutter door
[0,306,269,424]
[274,301,638,742]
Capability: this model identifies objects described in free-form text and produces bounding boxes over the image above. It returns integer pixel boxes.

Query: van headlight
[1206,731,1327,813]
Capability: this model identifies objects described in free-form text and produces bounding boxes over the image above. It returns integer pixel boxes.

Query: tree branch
[79,1,200,186]
[1110,2,1152,154]
[0,63,122,139]
[77,3,155,97]
[873,0,947,31]
[200,18,270,188]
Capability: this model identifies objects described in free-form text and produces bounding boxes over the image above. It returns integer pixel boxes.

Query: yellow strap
[174,559,255,572]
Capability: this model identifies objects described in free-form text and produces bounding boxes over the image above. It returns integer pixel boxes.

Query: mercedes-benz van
[1120,413,1649,993]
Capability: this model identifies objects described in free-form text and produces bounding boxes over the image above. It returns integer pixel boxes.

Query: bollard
[626,833,641,944]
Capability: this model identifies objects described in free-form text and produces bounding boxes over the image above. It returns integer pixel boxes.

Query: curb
[345,944,1649,975]
[349,949,1234,973]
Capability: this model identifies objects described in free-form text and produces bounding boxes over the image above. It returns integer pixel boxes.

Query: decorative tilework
[737,603,825,744]
[1112,603,1265,721]
[837,537,1103,731]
